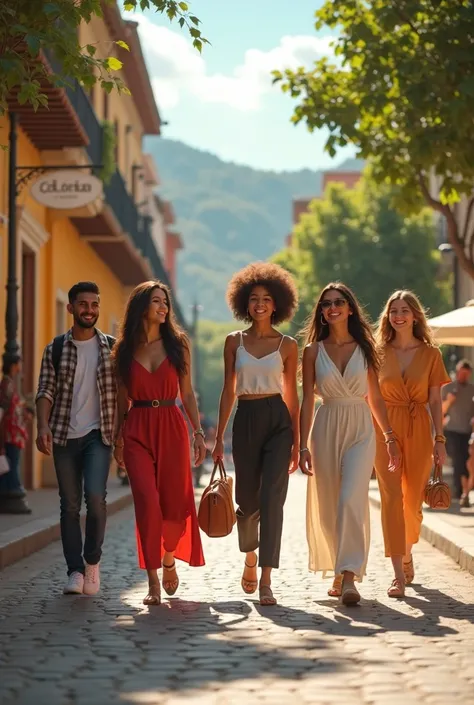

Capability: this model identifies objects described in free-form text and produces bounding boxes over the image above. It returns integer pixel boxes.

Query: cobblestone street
[1,475,474,705]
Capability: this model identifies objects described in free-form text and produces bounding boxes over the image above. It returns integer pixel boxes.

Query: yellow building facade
[0,3,178,489]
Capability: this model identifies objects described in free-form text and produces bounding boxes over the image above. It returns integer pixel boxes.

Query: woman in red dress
[112,281,206,605]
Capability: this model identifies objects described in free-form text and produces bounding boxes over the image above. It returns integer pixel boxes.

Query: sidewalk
[368,468,474,575]
[0,476,133,570]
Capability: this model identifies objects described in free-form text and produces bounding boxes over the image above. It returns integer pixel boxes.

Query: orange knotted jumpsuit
[375,345,450,556]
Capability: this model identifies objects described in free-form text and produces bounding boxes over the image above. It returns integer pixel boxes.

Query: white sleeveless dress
[306,342,376,581]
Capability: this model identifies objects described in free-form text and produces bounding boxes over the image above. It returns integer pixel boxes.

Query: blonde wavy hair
[376,290,436,348]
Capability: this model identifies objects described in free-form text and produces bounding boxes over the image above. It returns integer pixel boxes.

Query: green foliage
[0,0,207,117]
[273,0,474,277]
[101,120,116,184]
[274,173,451,334]
[147,137,363,320]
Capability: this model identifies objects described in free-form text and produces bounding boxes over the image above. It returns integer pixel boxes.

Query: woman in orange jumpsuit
[113,281,206,605]
[375,290,450,598]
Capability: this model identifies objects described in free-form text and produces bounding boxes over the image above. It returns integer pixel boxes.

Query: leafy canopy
[0,0,207,114]
[273,173,450,331]
[273,1,474,210]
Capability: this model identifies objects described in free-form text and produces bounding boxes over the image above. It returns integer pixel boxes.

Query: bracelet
[383,428,394,437]
[435,434,446,444]
[299,447,309,453]
[193,428,205,439]
[385,438,397,445]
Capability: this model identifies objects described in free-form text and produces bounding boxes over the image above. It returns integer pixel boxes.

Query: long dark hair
[301,282,380,371]
[112,280,188,386]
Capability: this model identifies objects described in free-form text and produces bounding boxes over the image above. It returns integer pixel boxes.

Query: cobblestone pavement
[1,475,474,705]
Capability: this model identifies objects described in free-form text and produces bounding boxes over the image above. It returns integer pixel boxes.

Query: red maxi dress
[123,358,205,569]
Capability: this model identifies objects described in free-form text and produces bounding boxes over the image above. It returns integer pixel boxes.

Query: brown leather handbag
[424,463,451,510]
[198,459,237,537]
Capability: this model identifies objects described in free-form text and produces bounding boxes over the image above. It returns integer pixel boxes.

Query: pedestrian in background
[212,262,299,606]
[36,281,116,596]
[0,354,32,514]
[113,280,205,606]
[375,290,450,596]
[442,359,474,507]
[300,283,398,606]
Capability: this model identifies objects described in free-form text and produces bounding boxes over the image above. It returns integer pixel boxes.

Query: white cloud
[129,14,335,112]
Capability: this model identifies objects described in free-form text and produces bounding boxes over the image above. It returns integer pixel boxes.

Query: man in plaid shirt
[36,281,117,596]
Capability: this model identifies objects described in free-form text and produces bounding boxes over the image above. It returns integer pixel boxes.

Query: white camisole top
[235,331,285,397]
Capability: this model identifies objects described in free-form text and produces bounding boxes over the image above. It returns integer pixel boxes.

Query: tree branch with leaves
[0,0,207,114]
[273,0,474,280]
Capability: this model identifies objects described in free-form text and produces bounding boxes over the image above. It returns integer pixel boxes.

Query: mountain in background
[145,137,364,321]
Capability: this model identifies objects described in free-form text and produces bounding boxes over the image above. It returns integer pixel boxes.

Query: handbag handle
[432,461,443,482]
[209,458,227,483]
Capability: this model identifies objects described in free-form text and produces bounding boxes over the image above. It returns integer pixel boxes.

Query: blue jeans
[53,429,111,576]
[0,443,24,495]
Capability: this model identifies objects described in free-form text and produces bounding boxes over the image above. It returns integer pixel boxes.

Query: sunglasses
[321,298,347,310]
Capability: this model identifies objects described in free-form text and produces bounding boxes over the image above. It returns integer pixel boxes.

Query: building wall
[148,196,167,261]
[79,17,145,196]
[0,118,128,488]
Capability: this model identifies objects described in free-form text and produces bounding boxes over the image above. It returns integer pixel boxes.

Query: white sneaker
[83,561,101,596]
[64,571,84,595]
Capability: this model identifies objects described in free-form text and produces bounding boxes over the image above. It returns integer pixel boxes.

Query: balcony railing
[44,54,186,326]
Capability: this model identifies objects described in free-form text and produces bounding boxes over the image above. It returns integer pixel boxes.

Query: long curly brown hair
[112,280,188,386]
[376,289,436,348]
[226,261,298,325]
[301,282,380,371]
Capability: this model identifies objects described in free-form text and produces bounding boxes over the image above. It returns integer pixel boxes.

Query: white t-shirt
[67,336,101,439]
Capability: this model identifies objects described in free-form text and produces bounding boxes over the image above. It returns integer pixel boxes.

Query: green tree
[0,0,206,114]
[273,1,474,279]
[273,175,450,331]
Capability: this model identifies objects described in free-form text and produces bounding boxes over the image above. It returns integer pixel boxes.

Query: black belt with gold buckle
[131,399,176,408]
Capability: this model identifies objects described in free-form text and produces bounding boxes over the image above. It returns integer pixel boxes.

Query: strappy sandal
[143,583,161,606]
[387,578,405,598]
[403,556,415,585]
[328,574,343,597]
[341,582,361,606]
[241,555,258,595]
[259,584,277,606]
[162,561,179,596]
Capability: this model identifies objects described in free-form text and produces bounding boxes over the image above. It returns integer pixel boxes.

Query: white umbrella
[429,301,474,346]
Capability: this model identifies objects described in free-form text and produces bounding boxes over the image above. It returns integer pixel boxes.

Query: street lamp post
[438,241,460,373]
[3,113,20,369]
[190,301,203,406]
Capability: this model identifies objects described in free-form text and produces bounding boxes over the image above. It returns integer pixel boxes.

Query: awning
[428,302,474,346]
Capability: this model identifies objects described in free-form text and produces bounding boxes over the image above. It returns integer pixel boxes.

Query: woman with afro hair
[212,262,300,606]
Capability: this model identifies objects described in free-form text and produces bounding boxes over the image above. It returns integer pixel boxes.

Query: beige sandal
[341,582,361,606]
[259,584,277,606]
[241,556,258,595]
[387,578,405,598]
[143,583,161,605]
[403,556,415,585]
[328,575,343,597]
[162,561,179,596]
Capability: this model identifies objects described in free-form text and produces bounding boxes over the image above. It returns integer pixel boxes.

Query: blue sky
[126,0,354,172]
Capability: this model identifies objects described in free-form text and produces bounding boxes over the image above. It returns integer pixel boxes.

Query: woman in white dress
[299,283,400,605]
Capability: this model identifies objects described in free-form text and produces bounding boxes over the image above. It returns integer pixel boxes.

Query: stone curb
[0,487,133,571]
[368,488,474,576]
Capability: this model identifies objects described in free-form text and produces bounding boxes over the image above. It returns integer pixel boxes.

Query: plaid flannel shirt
[35,328,116,447]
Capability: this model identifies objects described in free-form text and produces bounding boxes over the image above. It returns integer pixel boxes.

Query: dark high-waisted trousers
[232,394,293,568]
